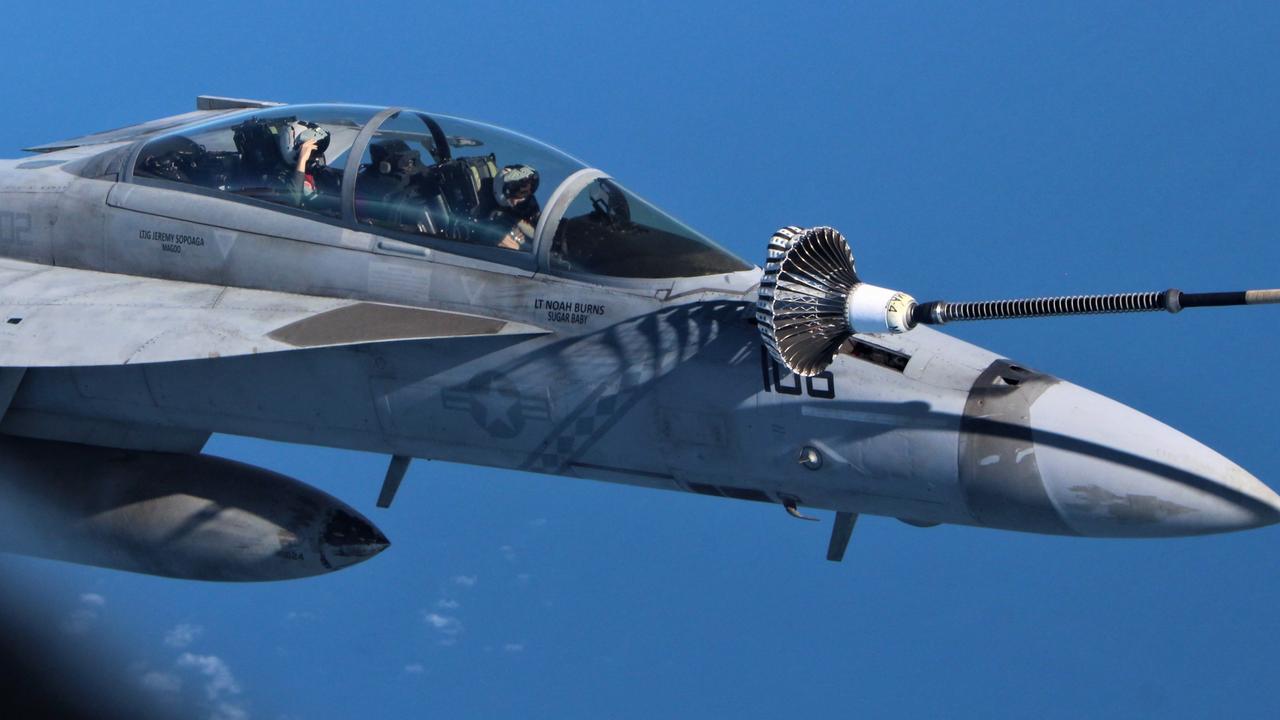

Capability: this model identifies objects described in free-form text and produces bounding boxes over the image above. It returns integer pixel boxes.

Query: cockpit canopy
[131,104,751,279]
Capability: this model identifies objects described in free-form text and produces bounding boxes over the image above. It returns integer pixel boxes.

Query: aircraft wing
[22,96,282,153]
[23,110,230,154]
[0,258,545,367]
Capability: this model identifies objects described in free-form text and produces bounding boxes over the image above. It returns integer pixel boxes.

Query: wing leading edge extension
[0,258,545,367]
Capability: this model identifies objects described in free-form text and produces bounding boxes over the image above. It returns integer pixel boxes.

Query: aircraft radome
[0,95,1275,580]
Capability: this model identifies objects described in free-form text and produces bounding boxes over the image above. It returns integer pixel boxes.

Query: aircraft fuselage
[0,104,1275,585]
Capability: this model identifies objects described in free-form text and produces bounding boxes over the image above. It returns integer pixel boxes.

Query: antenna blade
[376,455,412,508]
[826,511,858,562]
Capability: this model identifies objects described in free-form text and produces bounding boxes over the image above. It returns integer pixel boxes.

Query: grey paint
[0,368,24,417]
[1,410,211,454]
[195,96,283,111]
[0,257,542,366]
[0,435,386,581]
[826,511,857,561]
[0,100,1273,580]
[1030,382,1280,536]
[376,455,412,508]
[267,303,513,348]
[958,359,1072,535]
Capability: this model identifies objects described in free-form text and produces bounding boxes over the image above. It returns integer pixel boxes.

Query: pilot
[356,139,437,232]
[484,164,540,251]
[278,121,338,212]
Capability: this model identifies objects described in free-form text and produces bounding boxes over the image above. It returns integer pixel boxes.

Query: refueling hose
[910,288,1280,326]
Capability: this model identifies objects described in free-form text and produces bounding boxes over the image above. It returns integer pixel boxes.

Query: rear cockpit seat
[426,154,498,242]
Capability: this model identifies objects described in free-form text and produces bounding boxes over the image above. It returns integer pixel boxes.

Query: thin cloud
[140,670,183,694]
[164,623,204,648]
[436,599,460,610]
[177,653,241,701]
[503,643,525,654]
[175,652,248,720]
[421,612,463,636]
[210,701,248,720]
[61,608,98,635]
[61,592,106,635]
[452,575,477,587]
[404,663,425,674]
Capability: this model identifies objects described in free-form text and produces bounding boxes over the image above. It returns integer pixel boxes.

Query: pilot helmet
[278,121,331,165]
[494,164,539,207]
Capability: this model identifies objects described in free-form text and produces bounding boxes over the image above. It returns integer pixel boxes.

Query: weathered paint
[0,100,1271,584]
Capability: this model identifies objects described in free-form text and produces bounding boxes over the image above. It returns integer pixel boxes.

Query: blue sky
[2,2,1279,718]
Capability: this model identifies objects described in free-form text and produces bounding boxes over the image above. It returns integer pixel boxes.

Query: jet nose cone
[321,508,391,569]
[1030,382,1280,537]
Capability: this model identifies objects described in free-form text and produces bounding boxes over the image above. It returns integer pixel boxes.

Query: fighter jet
[0,95,1275,580]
